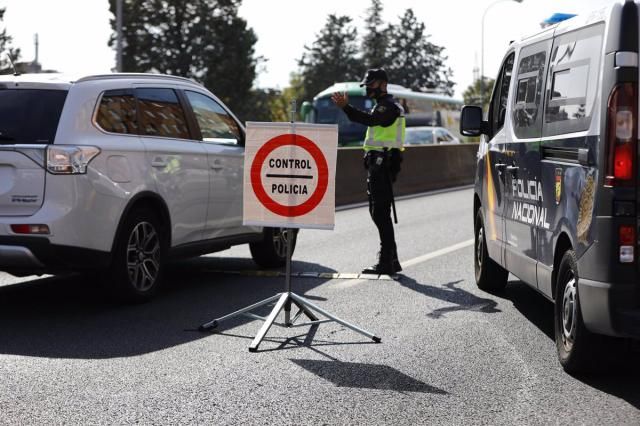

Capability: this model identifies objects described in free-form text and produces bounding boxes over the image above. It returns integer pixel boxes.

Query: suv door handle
[494,163,506,170]
[210,160,224,170]
[151,158,168,168]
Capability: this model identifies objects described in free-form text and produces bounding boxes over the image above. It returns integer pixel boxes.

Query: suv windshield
[0,89,68,145]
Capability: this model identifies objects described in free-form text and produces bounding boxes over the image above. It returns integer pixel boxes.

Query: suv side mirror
[460,105,487,137]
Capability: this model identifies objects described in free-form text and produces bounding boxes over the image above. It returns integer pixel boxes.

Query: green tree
[361,0,389,69]
[462,77,495,110]
[386,9,455,95]
[0,7,20,74]
[107,0,260,121]
[297,14,363,101]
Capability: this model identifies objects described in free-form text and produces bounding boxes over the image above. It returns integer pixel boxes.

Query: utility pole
[116,0,123,72]
[34,33,39,65]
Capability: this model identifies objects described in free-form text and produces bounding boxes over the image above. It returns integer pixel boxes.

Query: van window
[513,40,551,138]
[0,89,67,145]
[184,91,241,144]
[489,53,515,137]
[544,24,604,135]
[136,88,190,139]
[95,89,138,135]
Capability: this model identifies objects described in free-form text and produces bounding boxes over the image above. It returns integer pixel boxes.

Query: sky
[0,0,619,99]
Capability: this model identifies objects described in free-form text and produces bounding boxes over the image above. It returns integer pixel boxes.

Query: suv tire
[474,209,508,292]
[250,227,296,268]
[554,250,600,373]
[109,208,167,303]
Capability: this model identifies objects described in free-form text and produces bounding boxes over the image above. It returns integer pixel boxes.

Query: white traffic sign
[243,122,338,229]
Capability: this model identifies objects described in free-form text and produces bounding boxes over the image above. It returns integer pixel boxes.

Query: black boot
[362,251,395,275]
[393,257,402,273]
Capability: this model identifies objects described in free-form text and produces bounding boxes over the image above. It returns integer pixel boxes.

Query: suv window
[0,89,67,145]
[136,88,190,139]
[488,53,515,138]
[184,91,241,144]
[544,24,604,135]
[513,40,551,138]
[95,89,138,135]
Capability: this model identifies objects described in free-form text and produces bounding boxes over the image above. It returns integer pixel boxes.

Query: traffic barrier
[335,143,479,206]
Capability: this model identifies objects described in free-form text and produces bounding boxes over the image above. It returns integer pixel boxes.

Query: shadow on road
[0,256,336,360]
[497,280,640,410]
[395,275,501,318]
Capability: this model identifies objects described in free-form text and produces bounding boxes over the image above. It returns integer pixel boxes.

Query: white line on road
[331,239,474,289]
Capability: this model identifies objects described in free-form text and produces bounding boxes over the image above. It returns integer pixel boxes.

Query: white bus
[300,82,463,146]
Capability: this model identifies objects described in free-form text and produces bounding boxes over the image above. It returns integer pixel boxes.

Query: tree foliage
[0,7,20,74]
[386,9,454,95]
[463,77,495,110]
[297,14,363,102]
[107,0,261,121]
[361,0,388,69]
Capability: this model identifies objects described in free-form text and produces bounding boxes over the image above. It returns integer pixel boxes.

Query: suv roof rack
[76,73,200,85]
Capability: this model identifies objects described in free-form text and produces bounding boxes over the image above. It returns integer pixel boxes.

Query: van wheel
[109,208,166,303]
[474,209,508,292]
[250,228,297,268]
[554,250,598,373]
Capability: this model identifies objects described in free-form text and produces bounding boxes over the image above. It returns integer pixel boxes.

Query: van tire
[474,209,508,292]
[108,208,166,303]
[250,228,296,268]
[554,250,600,373]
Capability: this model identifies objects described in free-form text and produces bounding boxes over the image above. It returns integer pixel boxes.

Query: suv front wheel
[250,227,297,268]
[109,208,167,302]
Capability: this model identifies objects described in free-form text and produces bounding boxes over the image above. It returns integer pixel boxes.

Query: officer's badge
[555,168,562,205]
[377,105,386,113]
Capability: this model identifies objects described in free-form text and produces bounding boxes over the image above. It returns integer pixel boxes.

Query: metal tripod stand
[199,229,382,352]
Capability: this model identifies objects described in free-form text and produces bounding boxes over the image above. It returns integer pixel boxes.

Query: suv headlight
[46,146,100,174]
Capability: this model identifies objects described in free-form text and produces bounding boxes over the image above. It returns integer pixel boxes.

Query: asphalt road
[0,188,638,425]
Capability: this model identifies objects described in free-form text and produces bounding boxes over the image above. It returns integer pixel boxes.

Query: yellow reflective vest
[363,107,406,152]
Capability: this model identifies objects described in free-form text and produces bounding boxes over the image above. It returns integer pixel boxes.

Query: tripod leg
[289,293,381,343]
[249,293,289,352]
[199,293,283,331]
[292,298,319,321]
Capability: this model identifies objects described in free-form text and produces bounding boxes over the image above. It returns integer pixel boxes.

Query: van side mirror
[460,105,488,137]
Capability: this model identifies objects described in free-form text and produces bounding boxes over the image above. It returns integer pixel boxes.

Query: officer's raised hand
[331,92,348,108]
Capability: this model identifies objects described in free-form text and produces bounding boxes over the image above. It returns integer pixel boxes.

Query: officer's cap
[359,68,388,87]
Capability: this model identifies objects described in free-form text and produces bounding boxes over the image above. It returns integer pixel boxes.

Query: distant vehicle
[0,72,292,302]
[300,82,463,146]
[405,126,461,146]
[463,1,640,373]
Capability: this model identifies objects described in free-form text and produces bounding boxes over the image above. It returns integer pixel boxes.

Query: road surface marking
[332,239,474,289]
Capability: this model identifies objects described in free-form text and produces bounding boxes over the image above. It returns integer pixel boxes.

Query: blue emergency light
[541,13,577,27]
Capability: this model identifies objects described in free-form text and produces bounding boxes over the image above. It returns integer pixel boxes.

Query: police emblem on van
[555,168,562,205]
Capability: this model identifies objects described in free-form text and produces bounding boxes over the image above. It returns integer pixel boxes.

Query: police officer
[331,68,405,275]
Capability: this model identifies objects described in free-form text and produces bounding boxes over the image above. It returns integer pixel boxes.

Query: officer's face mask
[366,85,383,99]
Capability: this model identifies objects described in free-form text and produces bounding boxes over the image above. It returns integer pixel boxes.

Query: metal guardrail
[335,143,479,206]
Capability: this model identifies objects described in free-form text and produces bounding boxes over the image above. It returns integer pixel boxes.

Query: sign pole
[199,102,381,352]
[283,100,297,326]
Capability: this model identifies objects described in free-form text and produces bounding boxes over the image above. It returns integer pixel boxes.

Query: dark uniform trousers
[365,150,398,262]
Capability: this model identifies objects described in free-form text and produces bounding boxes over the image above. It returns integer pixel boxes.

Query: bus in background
[300,82,464,146]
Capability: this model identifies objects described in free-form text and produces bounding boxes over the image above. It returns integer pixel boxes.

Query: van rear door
[0,89,68,216]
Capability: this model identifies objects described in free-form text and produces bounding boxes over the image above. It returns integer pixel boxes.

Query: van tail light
[46,146,100,175]
[619,224,635,263]
[10,224,50,235]
[605,83,638,186]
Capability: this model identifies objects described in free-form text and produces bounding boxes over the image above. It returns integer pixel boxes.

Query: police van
[461,0,640,372]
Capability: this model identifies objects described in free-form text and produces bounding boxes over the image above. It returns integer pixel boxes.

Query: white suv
[0,73,292,301]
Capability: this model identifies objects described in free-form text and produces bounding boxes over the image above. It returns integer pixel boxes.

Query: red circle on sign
[250,133,329,217]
